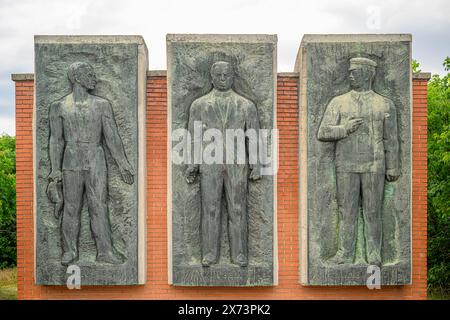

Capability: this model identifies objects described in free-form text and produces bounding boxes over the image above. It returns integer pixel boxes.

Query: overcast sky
[1,0,449,135]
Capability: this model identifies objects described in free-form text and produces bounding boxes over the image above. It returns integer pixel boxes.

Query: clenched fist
[385,168,400,182]
[185,165,199,184]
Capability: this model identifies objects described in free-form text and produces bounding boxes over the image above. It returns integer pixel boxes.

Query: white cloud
[0,116,15,136]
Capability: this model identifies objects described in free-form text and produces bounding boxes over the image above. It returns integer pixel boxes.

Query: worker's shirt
[49,94,129,172]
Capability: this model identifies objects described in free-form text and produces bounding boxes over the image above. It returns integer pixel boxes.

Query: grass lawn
[428,287,450,300]
[0,267,17,300]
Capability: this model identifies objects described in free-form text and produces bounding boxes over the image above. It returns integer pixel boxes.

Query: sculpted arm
[317,99,348,141]
[102,101,134,184]
[246,102,261,180]
[317,98,364,141]
[185,101,201,184]
[384,100,400,181]
[48,102,64,182]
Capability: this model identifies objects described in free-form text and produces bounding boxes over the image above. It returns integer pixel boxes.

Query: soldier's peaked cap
[349,57,377,70]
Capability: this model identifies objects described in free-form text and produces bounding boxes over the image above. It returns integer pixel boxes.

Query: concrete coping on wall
[413,72,432,80]
[11,71,432,81]
[147,70,166,77]
[35,35,146,44]
[11,73,34,81]
[301,34,412,43]
[167,33,277,43]
[278,72,299,78]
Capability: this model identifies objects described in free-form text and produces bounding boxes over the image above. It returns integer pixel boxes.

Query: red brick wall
[14,74,428,299]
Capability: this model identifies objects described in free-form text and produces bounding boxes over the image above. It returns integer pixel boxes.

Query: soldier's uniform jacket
[317,90,399,173]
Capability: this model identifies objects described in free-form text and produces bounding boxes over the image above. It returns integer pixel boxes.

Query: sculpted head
[348,57,377,90]
[67,62,97,90]
[210,61,234,91]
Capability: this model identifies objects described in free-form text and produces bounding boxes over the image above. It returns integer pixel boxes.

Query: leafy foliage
[0,135,16,269]
[412,59,422,74]
[425,57,450,292]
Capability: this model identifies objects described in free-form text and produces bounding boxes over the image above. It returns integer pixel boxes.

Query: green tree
[0,135,16,269]
[412,59,422,74]
[426,57,450,294]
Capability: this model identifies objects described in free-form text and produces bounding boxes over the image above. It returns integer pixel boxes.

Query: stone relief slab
[297,34,412,285]
[167,34,277,286]
[34,35,148,285]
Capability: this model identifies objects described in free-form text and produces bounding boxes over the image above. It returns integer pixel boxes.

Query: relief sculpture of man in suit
[185,61,261,267]
[47,61,134,266]
[317,57,400,266]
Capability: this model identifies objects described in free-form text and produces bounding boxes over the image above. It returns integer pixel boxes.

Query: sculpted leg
[85,164,124,264]
[330,172,360,264]
[224,165,248,267]
[61,171,84,266]
[200,167,224,266]
[361,173,384,266]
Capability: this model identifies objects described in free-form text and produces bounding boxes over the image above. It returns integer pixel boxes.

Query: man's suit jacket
[188,88,260,171]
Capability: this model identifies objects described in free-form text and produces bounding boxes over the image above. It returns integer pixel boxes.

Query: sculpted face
[68,62,97,90]
[349,65,375,90]
[211,61,233,91]
[76,64,97,90]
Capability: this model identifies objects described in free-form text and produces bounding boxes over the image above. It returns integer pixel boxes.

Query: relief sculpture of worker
[47,61,135,266]
[317,57,400,266]
[185,61,261,267]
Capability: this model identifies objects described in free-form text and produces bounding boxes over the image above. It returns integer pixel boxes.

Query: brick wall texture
[14,74,428,299]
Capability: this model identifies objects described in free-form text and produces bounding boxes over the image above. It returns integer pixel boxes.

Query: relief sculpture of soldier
[47,61,135,266]
[317,57,400,266]
[185,61,261,267]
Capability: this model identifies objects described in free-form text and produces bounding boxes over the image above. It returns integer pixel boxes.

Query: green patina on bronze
[168,35,277,286]
[35,37,143,285]
[299,35,412,285]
